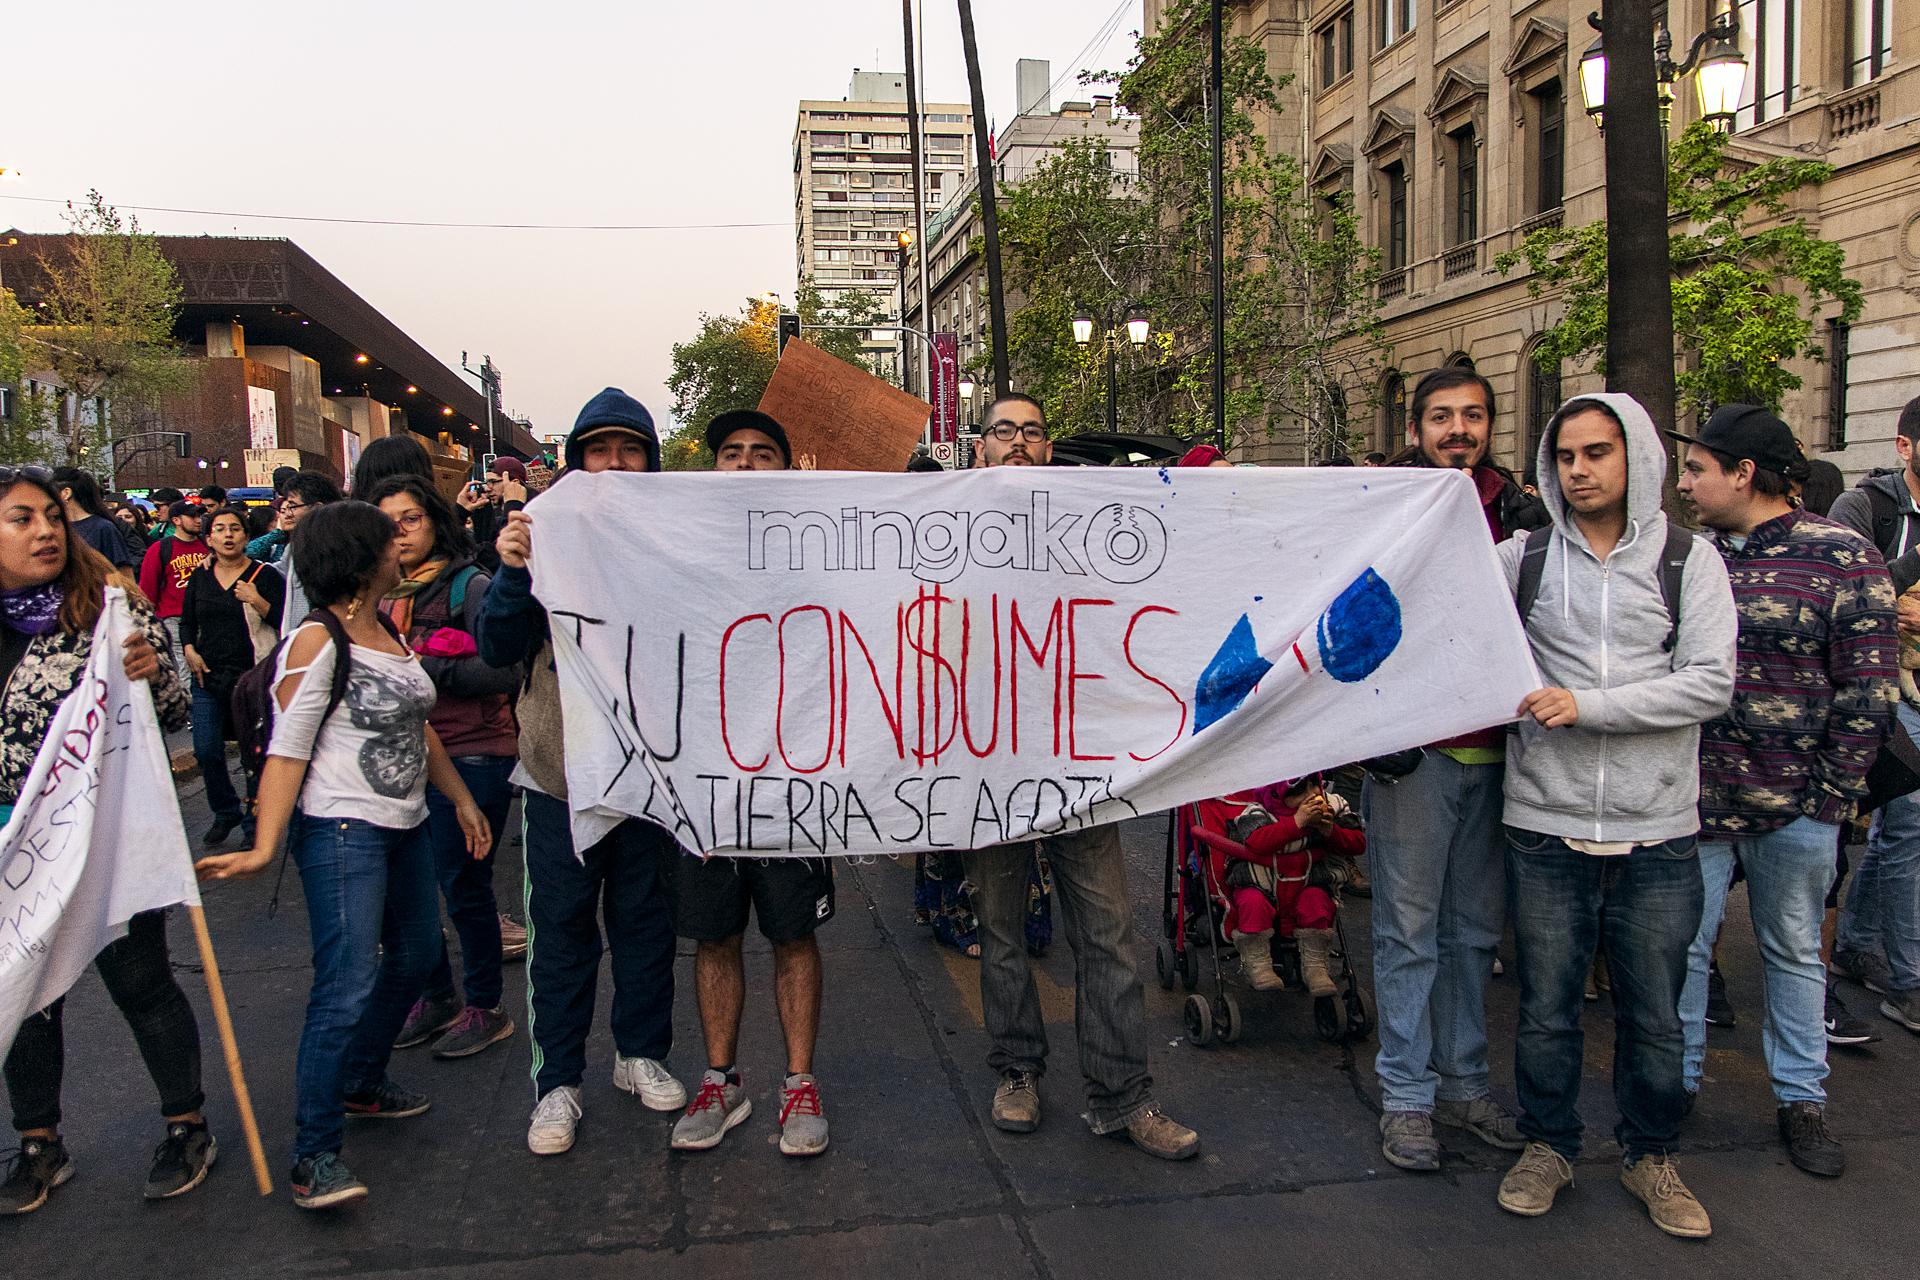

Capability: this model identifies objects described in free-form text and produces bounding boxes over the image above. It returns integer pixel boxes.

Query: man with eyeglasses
[960,392,1202,1161]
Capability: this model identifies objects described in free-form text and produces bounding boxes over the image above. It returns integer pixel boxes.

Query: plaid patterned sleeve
[1806,539,1899,824]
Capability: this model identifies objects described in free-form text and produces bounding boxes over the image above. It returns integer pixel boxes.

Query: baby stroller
[1156,800,1374,1047]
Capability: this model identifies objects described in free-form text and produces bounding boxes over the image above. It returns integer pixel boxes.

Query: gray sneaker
[1833,948,1895,995]
[1380,1110,1440,1171]
[1433,1096,1526,1150]
[671,1070,752,1151]
[393,994,463,1049]
[778,1074,829,1156]
[430,1006,514,1059]
[1881,986,1920,1033]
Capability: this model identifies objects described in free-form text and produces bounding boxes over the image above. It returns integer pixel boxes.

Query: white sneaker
[613,1055,687,1111]
[527,1085,583,1155]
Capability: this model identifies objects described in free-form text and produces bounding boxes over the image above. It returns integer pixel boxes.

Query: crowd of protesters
[1,374,1915,1244]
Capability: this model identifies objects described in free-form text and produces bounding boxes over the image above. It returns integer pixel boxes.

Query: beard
[1426,435,1483,469]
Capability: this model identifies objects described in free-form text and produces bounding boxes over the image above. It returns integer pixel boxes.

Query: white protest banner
[0,589,201,1060]
[529,466,1541,858]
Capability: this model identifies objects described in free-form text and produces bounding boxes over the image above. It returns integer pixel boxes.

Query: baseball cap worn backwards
[1664,403,1806,476]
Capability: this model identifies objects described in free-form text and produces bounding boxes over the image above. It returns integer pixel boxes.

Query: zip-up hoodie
[1498,392,1738,843]
[475,388,660,799]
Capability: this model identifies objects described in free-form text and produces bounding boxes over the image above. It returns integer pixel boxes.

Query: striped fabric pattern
[1699,509,1899,837]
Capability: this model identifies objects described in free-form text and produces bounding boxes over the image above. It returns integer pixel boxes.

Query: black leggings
[4,909,204,1132]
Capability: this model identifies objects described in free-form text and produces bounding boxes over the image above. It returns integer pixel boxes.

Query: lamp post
[1072,304,1151,435]
[895,230,915,392]
[1580,1,1747,452]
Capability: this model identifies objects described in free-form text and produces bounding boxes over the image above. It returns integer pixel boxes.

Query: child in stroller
[1193,775,1363,996]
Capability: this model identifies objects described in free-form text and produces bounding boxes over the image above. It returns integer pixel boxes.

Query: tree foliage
[8,192,198,466]
[1495,122,1863,417]
[661,279,890,470]
[989,0,1389,454]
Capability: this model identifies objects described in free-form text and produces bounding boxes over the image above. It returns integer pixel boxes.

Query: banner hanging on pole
[0,590,202,1060]
[529,467,1540,857]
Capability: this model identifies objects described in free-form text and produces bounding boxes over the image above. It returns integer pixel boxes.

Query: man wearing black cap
[1673,404,1898,1179]
[705,408,792,472]
[477,388,688,1159]
[664,407,833,1158]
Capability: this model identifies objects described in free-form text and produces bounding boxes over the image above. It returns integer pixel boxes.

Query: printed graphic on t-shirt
[345,663,434,798]
[170,551,208,588]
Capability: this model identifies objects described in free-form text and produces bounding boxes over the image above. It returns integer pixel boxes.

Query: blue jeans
[419,755,516,1011]
[1508,828,1702,1162]
[963,823,1154,1133]
[1363,751,1506,1112]
[1839,703,1920,991]
[1699,816,1839,1105]
[191,676,243,824]
[290,813,440,1161]
[1680,841,1737,1092]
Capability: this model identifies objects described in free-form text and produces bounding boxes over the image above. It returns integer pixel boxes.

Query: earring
[345,594,362,621]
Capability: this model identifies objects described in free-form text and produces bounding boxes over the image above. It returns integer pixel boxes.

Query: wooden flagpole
[187,904,272,1195]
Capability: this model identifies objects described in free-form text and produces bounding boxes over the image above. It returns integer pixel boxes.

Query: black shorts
[673,854,835,944]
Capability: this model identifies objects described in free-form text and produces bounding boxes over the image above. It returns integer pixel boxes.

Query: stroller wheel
[1155,940,1177,991]
[1344,987,1375,1043]
[1178,945,1200,991]
[1215,994,1242,1045]
[1184,993,1214,1046]
[1313,994,1344,1042]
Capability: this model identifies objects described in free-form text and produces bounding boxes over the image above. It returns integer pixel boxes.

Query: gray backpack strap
[1513,526,1555,625]
[1655,524,1693,654]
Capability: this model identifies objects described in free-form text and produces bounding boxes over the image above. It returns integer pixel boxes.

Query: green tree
[0,287,52,464]
[661,279,890,470]
[1004,0,1392,456]
[16,192,198,466]
[1495,122,1863,418]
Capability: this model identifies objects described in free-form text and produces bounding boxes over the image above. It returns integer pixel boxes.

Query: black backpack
[1515,523,1696,655]
[232,607,401,780]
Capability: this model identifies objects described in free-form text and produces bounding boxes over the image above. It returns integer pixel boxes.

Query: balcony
[1829,86,1880,140]
[1443,242,1479,279]
[1515,208,1564,238]
[1379,268,1408,301]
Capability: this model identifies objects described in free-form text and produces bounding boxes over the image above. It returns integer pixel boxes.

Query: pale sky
[3,1,1140,440]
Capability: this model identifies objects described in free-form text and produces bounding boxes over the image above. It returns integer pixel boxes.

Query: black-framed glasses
[984,423,1047,443]
[0,466,54,487]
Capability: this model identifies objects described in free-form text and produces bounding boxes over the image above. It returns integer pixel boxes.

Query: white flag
[0,588,201,1059]
[529,466,1542,857]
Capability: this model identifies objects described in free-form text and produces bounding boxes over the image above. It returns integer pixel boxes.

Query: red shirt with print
[138,537,210,620]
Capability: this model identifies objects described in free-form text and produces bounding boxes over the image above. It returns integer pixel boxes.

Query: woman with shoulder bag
[180,506,284,848]
[0,467,207,1214]
[195,501,491,1211]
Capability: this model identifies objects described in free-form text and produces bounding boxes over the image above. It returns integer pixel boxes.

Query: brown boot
[1232,930,1286,991]
[1295,927,1338,997]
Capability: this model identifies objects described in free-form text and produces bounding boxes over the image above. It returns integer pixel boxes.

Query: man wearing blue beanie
[476,388,685,1157]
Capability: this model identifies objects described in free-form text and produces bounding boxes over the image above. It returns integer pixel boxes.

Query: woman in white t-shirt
[197,500,490,1211]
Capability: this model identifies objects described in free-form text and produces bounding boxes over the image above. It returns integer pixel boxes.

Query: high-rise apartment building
[793,72,972,369]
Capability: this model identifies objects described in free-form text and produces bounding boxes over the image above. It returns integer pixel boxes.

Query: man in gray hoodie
[1490,395,1737,1238]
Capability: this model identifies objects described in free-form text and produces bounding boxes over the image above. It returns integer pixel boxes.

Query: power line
[1042,0,1133,107]
[0,192,782,232]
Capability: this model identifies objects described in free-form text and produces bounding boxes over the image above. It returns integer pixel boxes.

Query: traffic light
[778,312,801,355]
[174,432,191,459]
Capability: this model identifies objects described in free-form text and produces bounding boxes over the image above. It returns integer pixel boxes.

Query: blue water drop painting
[1316,568,1402,683]
[1194,614,1273,733]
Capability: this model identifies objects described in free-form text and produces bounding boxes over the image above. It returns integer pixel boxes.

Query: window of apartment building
[1533,80,1565,213]
[812,133,846,148]
[816,249,852,263]
[1826,320,1850,451]
[1523,344,1562,476]
[851,133,872,148]
[818,172,848,186]
[873,173,904,189]
[814,229,849,241]
[1453,126,1478,244]
[1734,0,1800,129]
[822,191,849,203]
[853,249,875,264]
[929,113,965,123]
[1846,0,1892,87]
[929,134,965,151]
[815,210,850,225]
[874,134,908,151]
[1384,163,1409,269]
[1319,9,1355,87]
[1376,0,1414,49]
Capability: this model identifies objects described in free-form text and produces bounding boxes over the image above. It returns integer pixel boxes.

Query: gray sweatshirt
[1499,392,1738,844]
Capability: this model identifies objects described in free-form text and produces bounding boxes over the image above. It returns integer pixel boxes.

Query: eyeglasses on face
[391,510,429,531]
[984,423,1047,443]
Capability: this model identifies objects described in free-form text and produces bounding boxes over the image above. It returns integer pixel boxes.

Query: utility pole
[957,0,1011,399]
[460,352,500,471]
[903,0,931,401]
[1600,0,1676,440]
[1210,0,1227,453]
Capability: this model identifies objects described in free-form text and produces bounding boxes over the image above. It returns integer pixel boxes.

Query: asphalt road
[5,760,1918,1279]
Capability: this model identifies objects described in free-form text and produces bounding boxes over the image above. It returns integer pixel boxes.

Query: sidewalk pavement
[5,767,1918,1279]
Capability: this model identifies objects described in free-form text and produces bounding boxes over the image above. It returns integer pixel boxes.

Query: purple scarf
[0,583,62,635]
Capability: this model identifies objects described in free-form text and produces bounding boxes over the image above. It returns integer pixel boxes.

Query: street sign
[930,441,956,467]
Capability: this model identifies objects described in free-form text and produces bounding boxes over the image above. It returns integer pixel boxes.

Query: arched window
[1521,341,1562,480]
[1381,370,1407,452]
[1446,351,1476,370]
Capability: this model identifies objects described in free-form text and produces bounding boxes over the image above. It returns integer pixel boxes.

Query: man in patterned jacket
[1672,404,1898,1180]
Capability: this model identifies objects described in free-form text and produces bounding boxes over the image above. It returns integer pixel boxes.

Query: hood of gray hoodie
[1497,392,1738,843]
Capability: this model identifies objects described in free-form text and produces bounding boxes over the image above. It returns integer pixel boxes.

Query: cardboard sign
[758,338,931,472]
[244,448,301,487]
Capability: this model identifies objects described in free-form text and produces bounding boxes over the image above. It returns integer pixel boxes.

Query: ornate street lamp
[1126,307,1151,346]
[1071,308,1095,345]
[1579,7,1745,134]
